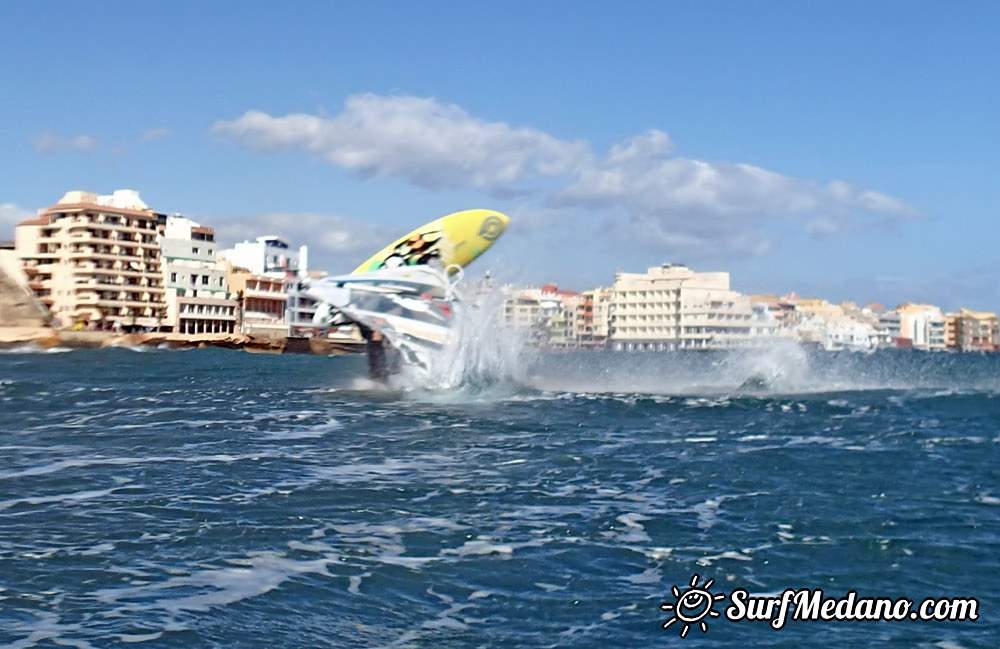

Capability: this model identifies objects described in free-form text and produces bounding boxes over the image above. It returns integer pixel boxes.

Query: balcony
[244,287,286,300]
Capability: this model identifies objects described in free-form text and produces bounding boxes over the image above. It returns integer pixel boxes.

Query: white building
[161,216,237,335]
[874,311,901,347]
[218,235,318,336]
[820,317,876,351]
[897,303,947,351]
[219,236,305,277]
[786,300,877,351]
[287,276,321,337]
[609,263,767,351]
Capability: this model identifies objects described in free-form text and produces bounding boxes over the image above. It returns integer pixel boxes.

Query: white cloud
[213,93,589,192]
[213,94,919,262]
[557,130,919,220]
[552,130,920,255]
[603,211,777,259]
[0,203,35,236]
[138,128,171,144]
[35,133,100,154]
[805,215,849,237]
[822,180,915,218]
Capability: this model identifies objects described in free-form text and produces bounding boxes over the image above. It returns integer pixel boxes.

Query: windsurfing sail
[304,209,509,380]
[353,209,509,273]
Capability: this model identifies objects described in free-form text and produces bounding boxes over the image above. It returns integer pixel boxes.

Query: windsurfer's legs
[359,325,389,382]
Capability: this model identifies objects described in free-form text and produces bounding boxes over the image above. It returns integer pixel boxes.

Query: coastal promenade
[0,326,363,355]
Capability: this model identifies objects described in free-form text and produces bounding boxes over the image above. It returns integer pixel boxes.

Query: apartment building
[548,292,583,348]
[875,310,903,347]
[943,313,958,349]
[226,267,288,338]
[575,287,614,347]
[747,293,798,330]
[219,235,317,336]
[501,284,580,347]
[897,303,947,351]
[161,216,237,335]
[609,263,759,351]
[15,190,166,330]
[955,308,998,352]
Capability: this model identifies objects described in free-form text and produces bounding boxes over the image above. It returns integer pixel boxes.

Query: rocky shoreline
[0,327,364,355]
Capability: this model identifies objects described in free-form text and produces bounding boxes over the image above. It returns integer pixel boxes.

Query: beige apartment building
[955,308,998,352]
[609,263,759,351]
[575,287,614,347]
[226,266,288,338]
[15,190,166,330]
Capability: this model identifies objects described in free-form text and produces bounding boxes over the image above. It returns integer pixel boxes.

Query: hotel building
[15,190,166,330]
[608,263,762,351]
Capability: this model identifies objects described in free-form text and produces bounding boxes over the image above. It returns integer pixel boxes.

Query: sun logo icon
[660,573,726,638]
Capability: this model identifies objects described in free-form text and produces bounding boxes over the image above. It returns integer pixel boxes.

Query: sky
[2,1,999,311]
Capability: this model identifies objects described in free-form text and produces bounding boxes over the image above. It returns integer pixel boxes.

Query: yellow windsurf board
[353,209,509,274]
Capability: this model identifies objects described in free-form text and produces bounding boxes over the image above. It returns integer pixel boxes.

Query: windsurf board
[352,208,509,274]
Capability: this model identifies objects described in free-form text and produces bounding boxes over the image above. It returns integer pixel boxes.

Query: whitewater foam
[395,289,529,394]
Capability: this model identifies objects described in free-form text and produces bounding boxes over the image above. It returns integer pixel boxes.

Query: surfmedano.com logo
[660,574,980,637]
[659,574,726,637]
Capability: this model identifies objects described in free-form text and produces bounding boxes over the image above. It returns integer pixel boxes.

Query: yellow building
[15,190,166,330]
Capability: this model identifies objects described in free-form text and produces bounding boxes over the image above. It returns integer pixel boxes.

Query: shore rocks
[0,327,362,355]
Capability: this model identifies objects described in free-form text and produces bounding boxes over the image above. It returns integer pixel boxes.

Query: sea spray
[721,338,812,392]
[396,288,529,393]
[527,341,816,395]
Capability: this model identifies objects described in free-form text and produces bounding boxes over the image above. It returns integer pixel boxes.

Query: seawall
[0,327,364,355]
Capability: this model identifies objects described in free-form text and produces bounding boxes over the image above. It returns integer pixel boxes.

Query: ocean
[0,345,996,648]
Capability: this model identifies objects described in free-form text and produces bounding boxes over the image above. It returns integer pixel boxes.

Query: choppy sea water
[0,346,997,648]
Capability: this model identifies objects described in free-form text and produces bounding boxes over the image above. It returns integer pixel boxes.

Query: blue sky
[3,2,999,311]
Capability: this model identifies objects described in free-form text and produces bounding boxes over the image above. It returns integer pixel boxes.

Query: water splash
[525,342,1000,396]
[395,290,529,394]
[717,339,812,392]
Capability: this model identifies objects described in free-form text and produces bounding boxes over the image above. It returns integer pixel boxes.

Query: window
[190,274,197,286]
[192,248,199,255]
[201,275,208,285]
[170,272,177,282]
